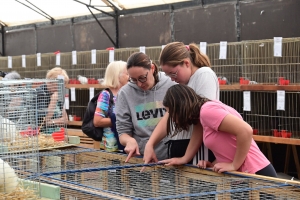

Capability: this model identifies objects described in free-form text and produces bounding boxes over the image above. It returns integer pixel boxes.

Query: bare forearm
[232,132,252,169]
[119,133,135,146]
[93,117,112,127]
[147,113,168,148]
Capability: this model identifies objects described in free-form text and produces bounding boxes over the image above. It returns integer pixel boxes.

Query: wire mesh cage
[67,87,106,121]
[241,38,300,84]
[208,42,242,85]
[15,148,296,200]
[0,88,40,198]
[40,160,300,200]
[242,91,300,139]
[0,79,69,149]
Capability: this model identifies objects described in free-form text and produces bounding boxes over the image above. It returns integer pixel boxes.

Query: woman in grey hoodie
[115,52,176,162]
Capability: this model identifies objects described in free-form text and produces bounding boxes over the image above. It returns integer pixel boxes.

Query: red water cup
[52,131,65,141]
[253,129,258,135]
[285,80,290,85]
[281,130,287,138]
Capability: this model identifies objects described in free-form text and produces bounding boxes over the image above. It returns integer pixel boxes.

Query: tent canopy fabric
[0,0,191,27]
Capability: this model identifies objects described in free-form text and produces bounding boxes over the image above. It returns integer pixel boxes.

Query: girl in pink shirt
[161,84,277,177]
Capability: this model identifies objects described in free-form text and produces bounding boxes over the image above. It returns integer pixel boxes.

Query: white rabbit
[77,75,88,84]
[0,115,17,142]
[0,158,18,193]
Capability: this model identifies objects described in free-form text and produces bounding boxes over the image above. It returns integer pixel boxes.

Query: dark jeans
[256,164,277,177]
[167,139,216,165]
[166,139,193,164]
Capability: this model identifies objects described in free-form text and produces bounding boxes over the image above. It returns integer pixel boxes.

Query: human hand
[158,157,187,166]
[141,143,158,172]
[196,160,214,169]
[212,162,235,173]
[124,139,140,163]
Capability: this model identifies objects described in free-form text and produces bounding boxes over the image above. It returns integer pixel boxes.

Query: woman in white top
[143,42,219,165]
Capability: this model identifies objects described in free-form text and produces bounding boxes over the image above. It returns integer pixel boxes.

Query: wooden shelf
[219,84,241,91]
[253,135,300,145]
[240,84,300,91]
[65,83,300,91]
[68,128,100,149]
[68,121,82,126]
[66,84,106,89]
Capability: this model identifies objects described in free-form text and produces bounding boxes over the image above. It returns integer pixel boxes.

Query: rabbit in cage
[0,158,18,193]
[0,115,17,142]
[77,75,88,84]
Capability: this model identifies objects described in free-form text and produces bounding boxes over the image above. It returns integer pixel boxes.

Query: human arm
[94,115,112,127]
[212,114,253,173]
[93,90,112,127]
[44,92,59,124]
[143,113,169,164]
[46,92,68,125]
[119,134,140,162]
[115,89,139,162]
[159,123,203,166]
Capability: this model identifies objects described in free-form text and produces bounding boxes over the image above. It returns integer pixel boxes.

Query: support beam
[87,6,117,48]
[25,0,55,25]
[73,0,115,17]
[1,25,5,56]
[170,5,175,42]
[235,0,241,42]
[15,0,54,24]
[114,9,119,48]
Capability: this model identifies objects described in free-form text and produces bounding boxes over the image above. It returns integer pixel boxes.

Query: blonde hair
[46,67,70,84]
[102,61,127,88]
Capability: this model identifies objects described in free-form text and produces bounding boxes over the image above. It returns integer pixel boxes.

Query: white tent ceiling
[0,0,191,27]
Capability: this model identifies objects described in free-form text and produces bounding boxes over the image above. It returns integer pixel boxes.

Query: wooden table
[253,135,300,179]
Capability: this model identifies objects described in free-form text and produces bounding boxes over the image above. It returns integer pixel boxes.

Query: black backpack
[81,88,114,141]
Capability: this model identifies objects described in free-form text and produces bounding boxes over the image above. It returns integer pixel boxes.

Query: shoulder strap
[105,88,114,109]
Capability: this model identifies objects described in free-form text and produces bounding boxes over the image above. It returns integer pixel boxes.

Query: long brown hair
[127,52,159,84]
[159,42,211,68]
[163,84,209,136]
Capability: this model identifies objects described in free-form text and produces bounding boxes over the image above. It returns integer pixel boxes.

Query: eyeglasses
[129,72,148,84]
[165,69,179,79]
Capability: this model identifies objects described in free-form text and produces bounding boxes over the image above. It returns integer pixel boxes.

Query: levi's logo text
[135,101,166,127]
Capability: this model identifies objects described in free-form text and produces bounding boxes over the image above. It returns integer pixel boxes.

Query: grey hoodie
[115,72,176,160]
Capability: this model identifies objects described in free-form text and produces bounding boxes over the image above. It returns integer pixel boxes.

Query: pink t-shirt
[200,100,270,174]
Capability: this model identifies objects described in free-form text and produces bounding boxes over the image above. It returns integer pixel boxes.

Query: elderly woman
[37,67,69,134]
[93,61,129,152]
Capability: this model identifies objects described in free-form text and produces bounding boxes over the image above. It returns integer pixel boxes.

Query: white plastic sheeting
[0,0,190,27]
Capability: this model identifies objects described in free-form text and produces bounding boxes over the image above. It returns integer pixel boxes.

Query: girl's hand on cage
[197,160,213,169]
[141,144,158,172]
[212,162,235,173]
[158,158,186,166]
[124,140,140,163]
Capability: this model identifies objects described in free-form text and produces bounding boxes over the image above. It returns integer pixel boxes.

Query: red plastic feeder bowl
[272,129,281,137]
[253,129,258,135]
[52,130,65,141]
[20,127,38,136]
[280,130,287,138]
[281,130,292,138]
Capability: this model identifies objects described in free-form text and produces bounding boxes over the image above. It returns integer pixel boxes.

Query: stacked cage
[19,147,138,199]
[241,38,300,138]
[241,38,300,84]
[0,79,69,148]
[35,149,300,200]
[208,42,242,85]
[241,89,300,138]
[0,88,40,199]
